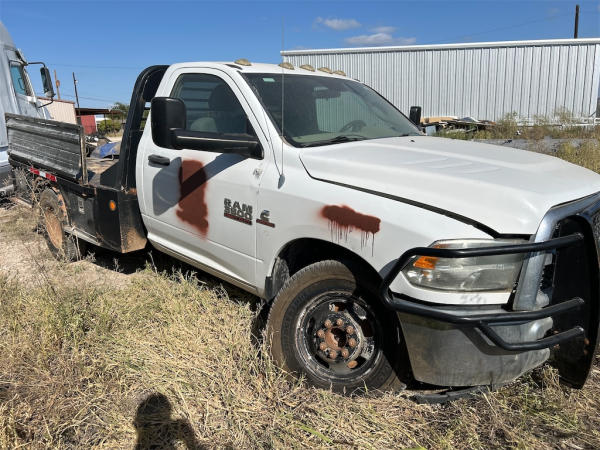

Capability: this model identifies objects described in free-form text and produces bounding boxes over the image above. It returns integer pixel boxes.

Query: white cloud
[345,33,416,47]
[315,17,361,31]
[371,26,396,34]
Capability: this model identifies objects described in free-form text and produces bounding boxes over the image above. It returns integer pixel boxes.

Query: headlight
[402,239,525,292]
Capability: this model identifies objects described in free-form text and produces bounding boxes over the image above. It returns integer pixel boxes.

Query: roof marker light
[300,64,315,72]
[333,70,346,76]
[278,62,294,70]
[318,67,332,74]
[234,58,251,66]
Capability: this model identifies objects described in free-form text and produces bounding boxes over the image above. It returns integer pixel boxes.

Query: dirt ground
[0,202,132,288]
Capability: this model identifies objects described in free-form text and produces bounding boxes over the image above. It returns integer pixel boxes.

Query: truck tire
[267,259,407,394]
[38,189,85,261]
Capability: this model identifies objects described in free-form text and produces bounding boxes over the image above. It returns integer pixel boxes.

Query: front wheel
[267,260,407,394]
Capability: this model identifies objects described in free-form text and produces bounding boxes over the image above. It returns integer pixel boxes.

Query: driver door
[140,68,269,290]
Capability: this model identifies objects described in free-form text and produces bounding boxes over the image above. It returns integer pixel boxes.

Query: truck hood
[299,136,600,235]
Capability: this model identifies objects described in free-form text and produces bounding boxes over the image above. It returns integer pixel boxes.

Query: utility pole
[54,69,61,99]
[574,4,579,39]
[72,72,80,109]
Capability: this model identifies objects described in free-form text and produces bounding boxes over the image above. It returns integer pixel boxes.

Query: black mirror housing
[151,96,263,159]
[174,131,263,159]
[409,106,422,126]
[151,97,186,149]
[40,67,55,98]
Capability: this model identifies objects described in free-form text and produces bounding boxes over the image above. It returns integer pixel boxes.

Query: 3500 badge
[224,198,252,225]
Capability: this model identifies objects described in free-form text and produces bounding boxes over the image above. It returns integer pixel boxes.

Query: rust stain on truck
[177,159,209,236]
[320,205,381,254]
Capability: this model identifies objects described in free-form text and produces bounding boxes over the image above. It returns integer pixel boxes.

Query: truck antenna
[278,17,286,188]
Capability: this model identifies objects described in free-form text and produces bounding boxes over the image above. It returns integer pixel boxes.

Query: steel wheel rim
[44,207,63,249]
[294,290,383,382]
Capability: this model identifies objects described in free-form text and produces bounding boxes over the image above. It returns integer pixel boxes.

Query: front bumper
[379,194,600,387]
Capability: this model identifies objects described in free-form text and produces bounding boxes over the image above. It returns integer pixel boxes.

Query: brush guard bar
[378,233,586,352]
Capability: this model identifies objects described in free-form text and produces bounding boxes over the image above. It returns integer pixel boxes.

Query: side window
[170,73,251,135]
[10,63,31,96]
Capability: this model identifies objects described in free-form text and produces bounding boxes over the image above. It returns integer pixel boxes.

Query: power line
[422,14,564,45]
[37,91,118,104]
[47,62,143,71]
[61,92,118,103]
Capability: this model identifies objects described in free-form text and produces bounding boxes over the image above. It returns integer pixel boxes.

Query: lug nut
[346,326,354,335]
[348,338,357,348]
[341,348,349,358]
[328,350,338,359]
[324,319,333,329]
[319,342,327,351]
[347,360,358,369]
[336,318,344,327]
[317,329,325,338]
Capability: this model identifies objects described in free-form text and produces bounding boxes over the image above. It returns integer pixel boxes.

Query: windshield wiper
[301,135,366,148]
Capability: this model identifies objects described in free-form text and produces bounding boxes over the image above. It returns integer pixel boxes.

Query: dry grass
[556,140,600,174]
[1,264,599,449]
[435,111,600,142]
[0,205,599,449]
[434,111,600,174]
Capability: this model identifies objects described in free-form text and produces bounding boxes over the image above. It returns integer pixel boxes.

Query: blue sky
[1,0,598,108]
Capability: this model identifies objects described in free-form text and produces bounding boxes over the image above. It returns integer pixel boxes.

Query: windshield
[9,63,32,96]
[243,73,420,147]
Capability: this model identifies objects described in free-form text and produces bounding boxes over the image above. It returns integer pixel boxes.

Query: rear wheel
[267,259,407,394]
[39,189,85,261]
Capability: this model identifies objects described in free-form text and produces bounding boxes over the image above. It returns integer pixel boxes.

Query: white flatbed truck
[6,61,600,393]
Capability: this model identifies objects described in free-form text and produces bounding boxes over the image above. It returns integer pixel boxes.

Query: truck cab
[7,61,600,394]
[0,21,52,191]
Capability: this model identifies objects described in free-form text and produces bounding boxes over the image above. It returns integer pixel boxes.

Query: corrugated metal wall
[39,98,77,124]
[282,39,600,122]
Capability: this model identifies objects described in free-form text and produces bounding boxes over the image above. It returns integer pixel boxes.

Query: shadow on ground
[134,393,205,450]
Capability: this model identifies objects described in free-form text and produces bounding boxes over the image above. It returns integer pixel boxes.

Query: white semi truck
[0,21,54,193]
[6,61,600,394]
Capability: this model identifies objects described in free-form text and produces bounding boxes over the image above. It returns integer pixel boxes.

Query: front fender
[256,170,494,302]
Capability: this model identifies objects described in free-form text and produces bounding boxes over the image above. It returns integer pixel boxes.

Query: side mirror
[175,130,263,159]
[151,97,186,149]
[40,67,55,98]
[409,106,422,126]
[151,96,263,159]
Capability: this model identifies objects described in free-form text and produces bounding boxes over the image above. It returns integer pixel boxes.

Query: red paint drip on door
[177,160,209,236]
[320,205,381,254]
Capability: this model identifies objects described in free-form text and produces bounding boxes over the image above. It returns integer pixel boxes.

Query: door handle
[148,154,171,166]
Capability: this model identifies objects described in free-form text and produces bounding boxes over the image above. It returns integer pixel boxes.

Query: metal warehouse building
[282,38,600,122]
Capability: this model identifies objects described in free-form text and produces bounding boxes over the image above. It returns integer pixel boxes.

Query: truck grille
[540,258,555,292]
[593,212,600,248]
[515,193,600,312]
[551,216,596,308]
